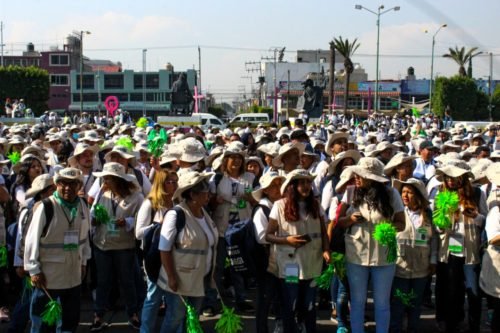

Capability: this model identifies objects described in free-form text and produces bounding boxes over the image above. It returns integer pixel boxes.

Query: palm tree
[332,36,360,114]
[443,46,482,77]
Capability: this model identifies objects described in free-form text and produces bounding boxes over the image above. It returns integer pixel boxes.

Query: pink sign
[104,96,120,117]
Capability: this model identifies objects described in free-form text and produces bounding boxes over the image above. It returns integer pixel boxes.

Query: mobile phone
[300,234,312,242]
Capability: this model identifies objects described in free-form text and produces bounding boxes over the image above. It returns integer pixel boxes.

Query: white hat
[172,171,214,200]
[363,143,378,157]
[205,146,225,167]
[9,135,26,146]
[393,178,430,205]
[134,141,150,153]
[246,156,265,171]
[179,137,206,163]
[257,142,280,157]
[54,167,84,184]
[436,162,473,181]
[68,143,99,167]
[325,132,349,156]
[486,163,500,186]
[104,146,137,166]
[272,142,305,167]
[350,157,389,183]
[93,162,136,183]
[371,141,397,157]
[335,166,355,192]
[471,158,493,182]
[78,130,103,143]
[223,142,246,159]
[251,171,285,201]
[25,174,54,199]
[280,168,314,195]
[328,150,361,176]
[384,152,418,176]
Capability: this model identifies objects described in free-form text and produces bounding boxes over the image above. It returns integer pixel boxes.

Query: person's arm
[253,206,269,244]
[135,199,153,240]
[24,204,46,288]
[0,183,9,203]
[265,217,306,248]
[159,209,180,291]
[160,251,178,291]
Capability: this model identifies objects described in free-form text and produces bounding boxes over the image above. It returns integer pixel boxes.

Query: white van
[157,113,226,131]
[229,113,270,126]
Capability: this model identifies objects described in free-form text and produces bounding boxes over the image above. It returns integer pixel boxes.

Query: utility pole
[198,46,202,112]
[96,71,101,120]
[77,30,91,117]
[328,39,335,113]
[489,52,494,122]
[287,69,290,120]
[0,22,4,67]
[142,49,147,117]
[245,61,263,105]
[262,48,282,122]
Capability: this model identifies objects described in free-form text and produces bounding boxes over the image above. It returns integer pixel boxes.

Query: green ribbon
[372,222,398,263]
[184,299,204,333]
[94,204,111,225]
[433,191,460,229]
[0,246,7,268]
[215,305,243,333]
[394,288,416,307]
[53,191,79,221]
[41,299,62,326]
[315,252,346,289]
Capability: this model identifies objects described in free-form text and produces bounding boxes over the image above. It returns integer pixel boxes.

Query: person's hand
[15,267,26,278]
[31,273,46,289]
[168,275,178,292]
[286,235,308,248]
[323,251,331,264]
[150,157,160,171]
[428,264,436,276]
[463,207,478,219]
[77,189,86,198]
[350,212,365,224]
[115,218,126,227]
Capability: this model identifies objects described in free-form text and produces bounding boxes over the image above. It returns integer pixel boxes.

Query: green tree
[433,76,478,120]
[207,105,226,119]
[0,66,49,115]
[331,36,360,114]
[443,46,481,77]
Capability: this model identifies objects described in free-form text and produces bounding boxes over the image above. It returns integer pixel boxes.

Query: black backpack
[143,206,185,283]
[224,204,270,275]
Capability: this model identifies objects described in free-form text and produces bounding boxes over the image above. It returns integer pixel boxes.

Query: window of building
[130,93,143,102]
[133,74,160,89]
[50,74,69,86]
[76,74,95,89]
[101,93,128,102]
[50,54,69,66]
[82,93,98,102]
[104,74,124,89]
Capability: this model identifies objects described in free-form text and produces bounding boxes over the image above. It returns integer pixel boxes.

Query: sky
[1,0,499,102]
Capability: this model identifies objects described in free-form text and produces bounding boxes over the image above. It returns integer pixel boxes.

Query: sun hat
[325,132,349,156]
[8,135,26,146]
[432,137,443,150]
[93,162,136,183]
[363,143,378,157]
[223,142,246,159]
[371,141,397,157]
[257,142,281,157]
[276,127,290,139]
[54,167,84,184]
[104,146,137,166]
[118,124,134,134]
[99,140,114,152]
[246,156,265,171]
[471,158,493,182]
[280,168,314,195]
[68,143,99,167]
[384,152,418,176]
[272,142,305,167]
[310,138,326,150]
[350,157,389,183]
[134,141,150,153]
[172,170,214,201]
[393,178,429,204]
[490,150,500,160]
[335,166,356,192]
[419,140,437,151]
[204,146,225,167]
[301,144,319,161]
[25,174,54,199]
[133,132,148,142]
[328,150,361,176]
[251,171,285,201]
[78,130,103,143]
[21,145,47,159]
[435,160,473,181]
[485,163,500,186]
[178,137,206,163]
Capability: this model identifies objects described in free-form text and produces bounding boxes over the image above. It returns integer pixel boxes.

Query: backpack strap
[41,198,54,237]
[172,206,185,235]
[132,168,144,187]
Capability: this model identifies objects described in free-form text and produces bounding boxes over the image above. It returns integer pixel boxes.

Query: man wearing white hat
[68,143,100,199]
[24,168,91,332]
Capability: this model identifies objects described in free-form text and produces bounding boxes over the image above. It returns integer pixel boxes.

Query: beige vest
[271,199,323,280]
[38,197,90,289]
[479,245,500,298]
[395,210,433,279]
[437,213,481,264]
[157,202,218,297]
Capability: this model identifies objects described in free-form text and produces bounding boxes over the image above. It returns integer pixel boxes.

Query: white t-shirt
[253,198,273,244]
[485,206,500,242]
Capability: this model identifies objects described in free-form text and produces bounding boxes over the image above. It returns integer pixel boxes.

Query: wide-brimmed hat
[370,141,397,157]
[93,162,136,182]
[328,150,361,176]
[178,137,206,163]
[486,163,500,186]
[204,146,225,167]
[223,142,246,159]
[272,142,305,167]
[325,132,349,156]
[393,178,429,205]
[21,145,47,160]
[9,135,26,146]
[78,130,103,143]
[301,144,319,161]
[280,168,314,195]
[25,174,54,199]
[490,150,500,160]
[54,167,84,184]
[246,156,265,171]
[310,138,325,150]
[134,141,150,153]
[252,171,285,201]
[350,157,389,183]
[104,146,137,166]
[68,143,99,167]
[172,171,214,200]
[335,166,356,192]
[436,161,473,181]
[471,159,493,182]
[257,142,281,157]
[384,152,418,176]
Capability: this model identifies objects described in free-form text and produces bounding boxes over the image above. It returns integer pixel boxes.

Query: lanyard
[61,204,77,227]
[110,192,119,217]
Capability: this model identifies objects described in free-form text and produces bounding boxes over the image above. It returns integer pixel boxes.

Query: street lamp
[426,24,447,113]
[79,30,91,117]
[142,49,147,117]
[355,4,400,112]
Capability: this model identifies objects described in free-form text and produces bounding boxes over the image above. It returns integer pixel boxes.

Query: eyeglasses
[164,180,178,185]
[58,180,80,188]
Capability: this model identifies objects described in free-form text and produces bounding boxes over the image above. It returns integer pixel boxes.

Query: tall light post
[426,24,447,113]
[142,49,147,117]
[355,4,400,112]
[96,71,101,120]
[79,30,91,117]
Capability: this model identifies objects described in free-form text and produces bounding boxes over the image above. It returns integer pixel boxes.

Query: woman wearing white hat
[384,152,418,184]
[433,162,487,333]
[390,178,438,333]
[265,169,330,333]
[156,170,217,332]
[90,162,144,331]
[11,155,45,211]
[337,157,405,333]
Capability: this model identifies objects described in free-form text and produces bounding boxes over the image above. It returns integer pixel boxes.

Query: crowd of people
[0,111,498,333]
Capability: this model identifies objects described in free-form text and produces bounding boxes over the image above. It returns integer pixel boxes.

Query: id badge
[107,220,120,238]
[284,263,299,284]
[449,223,464,254]
[415,228,428,247]
[63,230,79,251]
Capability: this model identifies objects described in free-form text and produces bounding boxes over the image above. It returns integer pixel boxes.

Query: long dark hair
[107,175,136,198]
[284,179,319,222]
[353,181,394,219]
[15,157,40,190]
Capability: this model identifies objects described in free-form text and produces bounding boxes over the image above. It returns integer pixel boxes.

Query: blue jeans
[256,272,281,333]
[330,275,349,328]
[8,286,32,333]
[94,248,138,318]
[390,276,427,333]
[30,285,81,333]
[281,279,317,333]
[140,278,166,333]
[160,291,204,333]
[346,263,396,333]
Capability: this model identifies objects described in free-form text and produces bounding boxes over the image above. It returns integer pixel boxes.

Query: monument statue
[296,78,324,120]
[171,73,194,115]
